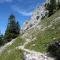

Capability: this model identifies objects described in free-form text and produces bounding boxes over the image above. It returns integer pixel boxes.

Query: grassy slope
[6,36,25,51]
[0,36,25,60]
[25,10,60,53]
[0,49,23,60]
[0,10,60,60]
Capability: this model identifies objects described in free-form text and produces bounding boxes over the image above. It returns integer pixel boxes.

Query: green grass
[0,36,25,60]
[25,10,60,53]
[0,9,60,60]
[0,49,24,60]
[40,10,60,27]
[5,36,25,51]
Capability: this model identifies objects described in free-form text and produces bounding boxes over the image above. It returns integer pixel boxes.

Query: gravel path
[16,37,54,60]
[0,39,16,54]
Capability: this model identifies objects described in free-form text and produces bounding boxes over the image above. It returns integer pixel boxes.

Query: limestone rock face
[23,5,48,31]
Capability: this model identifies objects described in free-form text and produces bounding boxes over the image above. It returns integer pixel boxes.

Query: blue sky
[0,0,45,34]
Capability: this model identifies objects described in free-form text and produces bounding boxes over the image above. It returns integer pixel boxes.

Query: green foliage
[45,0,56,16]
[57,0,60,9]
[0,34,4,46]
[50,0,56,9]
[0,36,25,60]
[4,15,20,42]
[6,36,25,51]
[25,10,60,52]
[0,49,24,60]
[47,39,60,60]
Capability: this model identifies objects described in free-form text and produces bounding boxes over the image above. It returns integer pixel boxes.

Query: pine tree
[45,0,56,16]
[49,0,56,16]
[4,15,20,42]
[16,21,20,34]
[58,0,60,8]
[0,33,4,46]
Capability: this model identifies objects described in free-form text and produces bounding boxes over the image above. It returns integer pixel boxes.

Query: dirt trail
[0,39,16,54]
[16,38,54,60]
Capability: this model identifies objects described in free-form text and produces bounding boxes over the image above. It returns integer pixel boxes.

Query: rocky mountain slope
[0,6,60,60]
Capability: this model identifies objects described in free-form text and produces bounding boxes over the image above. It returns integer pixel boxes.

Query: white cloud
[0,0,13,3]
[18,11,33,16]
[11,5,33,16]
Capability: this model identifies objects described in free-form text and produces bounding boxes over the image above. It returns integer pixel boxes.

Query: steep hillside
[0,9,60,60]
[25,10,60,52]
[0,36,25,60]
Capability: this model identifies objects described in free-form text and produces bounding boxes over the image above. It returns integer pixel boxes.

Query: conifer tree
[58,0,60,8]
[0,32,4,46]
[4,15,20,42]
[49,0,56,16]
[45,0,56,16]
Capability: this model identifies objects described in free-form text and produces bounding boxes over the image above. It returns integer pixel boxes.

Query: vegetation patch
[5,36,25,52]
[0,49,24,60]
[25,10,60,52]
[47,39,60,60]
